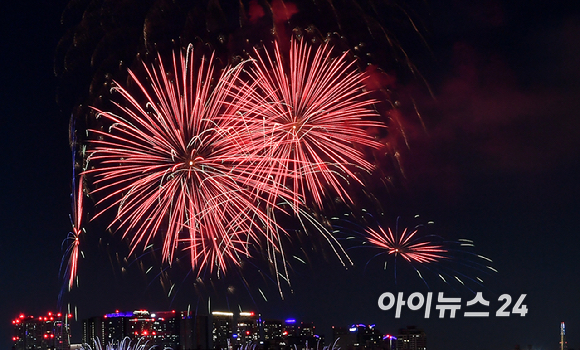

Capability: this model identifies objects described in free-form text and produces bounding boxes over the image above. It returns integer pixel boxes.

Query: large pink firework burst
[86,44,284,275]
[366,225,448,264]
[232,38,384,210]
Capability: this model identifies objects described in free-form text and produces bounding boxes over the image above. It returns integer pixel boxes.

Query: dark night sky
[2,1,580,349]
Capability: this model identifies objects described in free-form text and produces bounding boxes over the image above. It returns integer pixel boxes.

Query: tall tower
[560,322,568,350]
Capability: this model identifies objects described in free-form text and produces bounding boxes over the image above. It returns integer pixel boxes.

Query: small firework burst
[330,213,497,289]
[364,220,497,288]
[366,225,448,265]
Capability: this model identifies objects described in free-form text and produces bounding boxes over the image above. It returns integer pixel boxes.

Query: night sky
[2,1,580,349]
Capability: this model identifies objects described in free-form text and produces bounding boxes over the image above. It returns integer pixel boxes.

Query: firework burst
[232,38,384,210]
[362,218,497,288]
[366,225,448,265]
[86,44,286,275]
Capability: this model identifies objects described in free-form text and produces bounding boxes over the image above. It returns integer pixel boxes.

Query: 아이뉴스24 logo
[378,292,527,318]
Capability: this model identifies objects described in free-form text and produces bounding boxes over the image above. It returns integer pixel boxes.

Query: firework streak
[62,174,84,291]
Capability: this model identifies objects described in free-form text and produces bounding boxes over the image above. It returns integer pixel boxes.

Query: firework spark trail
[86,44,288,275]
[60,117,85,295]
[231,38,384,211]
[61,174,84,292]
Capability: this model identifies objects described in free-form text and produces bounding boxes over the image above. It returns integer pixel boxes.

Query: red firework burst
[366,225,448,264]
[232,38,384,210]
[86,45,284,274]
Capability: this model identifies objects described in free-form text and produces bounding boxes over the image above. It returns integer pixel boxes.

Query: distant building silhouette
[211,311,234,349]
[210,313,324,349]
[395,326,426,350]
[261,319,284,348]
[182,314,210,350]
[82,310,207,350]
[12,312,71,350]
[331,324,395,350]
[234,312,260,346]
[82,316,105,346]
[79,309,337,349]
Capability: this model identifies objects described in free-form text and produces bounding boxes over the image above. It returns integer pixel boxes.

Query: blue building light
[105,311,134,318]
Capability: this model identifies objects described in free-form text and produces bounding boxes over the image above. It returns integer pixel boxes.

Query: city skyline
[13,307,422,349]
[2,0,580,349]
[10,307,574,350]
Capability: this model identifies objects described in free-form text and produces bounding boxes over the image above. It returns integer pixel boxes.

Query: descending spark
[258,288,268,302]
[86,44,286,275]
[233,38,384,210]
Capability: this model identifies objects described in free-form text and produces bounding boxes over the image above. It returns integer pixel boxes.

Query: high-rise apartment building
[81,309,331,350]
[262,319,284,349]
[395,326,426,350]
[331,324,391,350]
[82,310,206,350]
[82,316,105,346]
[211,311,234,349]
[12,312,71,350]
[234,312,260,346]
